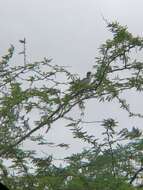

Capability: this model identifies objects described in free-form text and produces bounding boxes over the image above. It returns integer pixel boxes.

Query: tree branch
[129,167,143,184]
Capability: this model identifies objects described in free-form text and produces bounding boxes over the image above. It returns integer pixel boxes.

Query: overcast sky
[1,0,143,164]
[1,0,143,73]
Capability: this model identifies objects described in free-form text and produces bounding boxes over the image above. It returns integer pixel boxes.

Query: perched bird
[69,72,92,91]
[80,72,92,84]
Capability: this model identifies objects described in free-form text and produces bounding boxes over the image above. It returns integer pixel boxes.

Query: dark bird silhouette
[69,72,92,88]
[80,72,92,84]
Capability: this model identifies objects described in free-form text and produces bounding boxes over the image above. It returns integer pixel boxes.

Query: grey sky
[1,0,143,164]
[1,0,143,73]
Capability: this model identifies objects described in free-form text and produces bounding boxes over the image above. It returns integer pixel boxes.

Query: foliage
[0,22,143,189]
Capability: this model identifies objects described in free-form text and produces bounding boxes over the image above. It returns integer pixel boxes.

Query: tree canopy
[0,22,143,189]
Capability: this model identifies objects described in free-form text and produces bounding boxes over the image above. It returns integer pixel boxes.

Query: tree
[0,21,143,189]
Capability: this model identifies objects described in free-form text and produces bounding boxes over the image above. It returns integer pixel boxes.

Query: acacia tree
[0,22,143,189]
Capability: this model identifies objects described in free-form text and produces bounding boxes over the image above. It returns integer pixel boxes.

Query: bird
[69,72,92,90]
[80,72,92,84]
